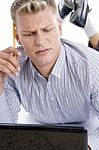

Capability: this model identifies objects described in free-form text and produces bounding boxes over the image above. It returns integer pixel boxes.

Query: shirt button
[56,109,58,112]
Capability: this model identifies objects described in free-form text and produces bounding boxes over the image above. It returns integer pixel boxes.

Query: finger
[0,64,17,77]
[3,47,21,58]
[0,52,20,72]
[0,59,19,76]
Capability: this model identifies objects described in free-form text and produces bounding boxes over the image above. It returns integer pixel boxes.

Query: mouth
[35,48,51,55]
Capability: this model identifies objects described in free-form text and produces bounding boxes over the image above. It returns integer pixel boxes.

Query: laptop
[0,123,88,150]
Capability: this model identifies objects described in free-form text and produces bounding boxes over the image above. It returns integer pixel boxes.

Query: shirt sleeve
[0,77,21,123]
[88,68,99,150]
[87,107,99,150]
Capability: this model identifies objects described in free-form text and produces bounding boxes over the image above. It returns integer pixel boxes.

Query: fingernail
[18,67,20,72]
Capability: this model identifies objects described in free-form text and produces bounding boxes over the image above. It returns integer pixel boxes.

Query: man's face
[15,7,62,69]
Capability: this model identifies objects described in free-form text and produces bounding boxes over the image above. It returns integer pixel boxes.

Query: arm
[58,0,99,51]
[88,33,99,50]
[88,66,99,150]
[83,13,99,50]
[0,82,21,123]
[0,47,21,123]
[0,76,21,123]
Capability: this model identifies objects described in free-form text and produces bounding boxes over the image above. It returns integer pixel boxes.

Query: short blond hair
[10,0,57,23]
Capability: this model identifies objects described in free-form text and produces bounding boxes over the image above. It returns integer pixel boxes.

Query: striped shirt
[0,38,99,149]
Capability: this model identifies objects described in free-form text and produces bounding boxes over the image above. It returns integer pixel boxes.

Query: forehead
[15,8,57,29]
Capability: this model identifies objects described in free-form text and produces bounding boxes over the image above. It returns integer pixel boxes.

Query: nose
[35,31,45,46]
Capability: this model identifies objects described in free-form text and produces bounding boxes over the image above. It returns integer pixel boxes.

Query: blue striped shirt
[0,38,99,149]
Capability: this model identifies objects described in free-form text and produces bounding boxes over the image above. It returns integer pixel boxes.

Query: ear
[13,23,22,46]
[57,18,62,35]
[16,34,22,45]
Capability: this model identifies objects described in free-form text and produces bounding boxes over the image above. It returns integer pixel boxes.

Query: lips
[35,48,51,54]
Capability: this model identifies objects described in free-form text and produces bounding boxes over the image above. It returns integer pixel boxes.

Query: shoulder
[61,38,94,55]
[60,38,99,70]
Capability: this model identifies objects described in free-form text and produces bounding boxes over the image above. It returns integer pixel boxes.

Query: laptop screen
[0,124,88,150]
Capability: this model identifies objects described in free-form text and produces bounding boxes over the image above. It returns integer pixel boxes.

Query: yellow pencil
[11,53,17,59]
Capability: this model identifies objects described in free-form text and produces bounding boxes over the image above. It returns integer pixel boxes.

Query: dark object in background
[0,123,88,150]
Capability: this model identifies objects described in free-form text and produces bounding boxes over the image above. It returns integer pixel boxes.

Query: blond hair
[10,0,57,23]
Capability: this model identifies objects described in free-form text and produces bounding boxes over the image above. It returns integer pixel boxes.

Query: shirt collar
[29,60,44,79]
[29,60,35,78]
[51,43,65,79]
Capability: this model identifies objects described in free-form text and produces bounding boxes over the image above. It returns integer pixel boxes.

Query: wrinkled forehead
[15,7,59,30]
[14,5,58,25]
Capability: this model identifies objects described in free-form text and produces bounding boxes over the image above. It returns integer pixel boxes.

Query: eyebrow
[21,24,54,32]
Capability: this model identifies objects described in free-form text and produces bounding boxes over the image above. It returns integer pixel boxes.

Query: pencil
[11,53,17,59]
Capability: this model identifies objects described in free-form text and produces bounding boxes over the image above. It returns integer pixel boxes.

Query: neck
[34,63,54,79]
[32,56,58,78]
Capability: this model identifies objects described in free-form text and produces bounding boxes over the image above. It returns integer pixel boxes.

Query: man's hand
[0,47,21,94]
[88,145,91,150]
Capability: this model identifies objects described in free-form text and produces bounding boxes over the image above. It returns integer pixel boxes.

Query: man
[0,0,99,149]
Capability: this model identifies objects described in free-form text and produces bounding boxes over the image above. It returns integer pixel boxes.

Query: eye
[22,32,36,37]
[43,28,51,32]
[22,33,32,37]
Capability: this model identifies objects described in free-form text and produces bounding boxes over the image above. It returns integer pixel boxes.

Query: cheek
[51,28,61,40]
[20,42,32,57]
[50,32,60,45]
[20,37,35,50]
